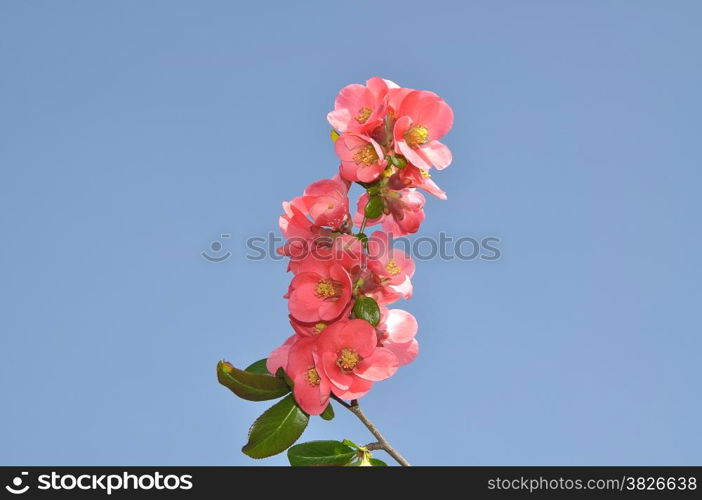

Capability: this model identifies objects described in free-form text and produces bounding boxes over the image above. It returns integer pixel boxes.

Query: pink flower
[286,336,331,415]
[366,231,415,304]
[327,79,387,134]
[287,261,353,323]
[298,177,350,230]
[377,308,419,366]
[355,189,426,236]
[287,233,364,276]
[266,334,296,374]
[278,198,330,260]
[388,164,447,200]
[318,319,399,400]
[393,90,453,170]
[290,316,333,337]
[335,133,387,183]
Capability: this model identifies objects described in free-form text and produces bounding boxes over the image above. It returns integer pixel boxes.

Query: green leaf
[320,403,334,421]
[217,360,290,401]
[347,456,388,467]
[389,154,407,169]
[287,440,357,466]
[364,195,384,219]
[242,395,309,459]
[369,458,388,466]
[342,439,359,449]
[353,296,381,326]
[275,367,294,387]
[245,358,270,375]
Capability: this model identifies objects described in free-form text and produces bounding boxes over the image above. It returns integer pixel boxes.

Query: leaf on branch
[320,403,334,421]
[364,194,384,219]
[217,360,290,401]
[353,296,381,326]
[287,440,357,466]
[244,358,270,375]
[242,395,309,459]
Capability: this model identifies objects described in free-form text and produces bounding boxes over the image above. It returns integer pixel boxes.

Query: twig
[341,399,411,466]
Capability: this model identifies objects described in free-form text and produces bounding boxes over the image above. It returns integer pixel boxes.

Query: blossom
[287,233,364,275]
[335,133,387,183]
[318,319,398,400]
[287,261,353,323]
[355,189,426,236]
[278,197,331,261]
[290,316,332,337]
[388,164,447,200]
[286,336,331,415]
[298,177,350,229]
[376,308,419,366]
[365,231,415,304]
[327,79,387,134]
[266,334,296,374]
[393,90,453,170]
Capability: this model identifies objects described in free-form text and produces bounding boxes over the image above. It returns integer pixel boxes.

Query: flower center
[385,259,401,275]
[404,125,429,147]
[314,322,327,334]
[352,144,379,166]
[419,168,431,178]
[305,367,321,386]
[315,279,339,298]
[336,348,361,372]
[355,107,372,124]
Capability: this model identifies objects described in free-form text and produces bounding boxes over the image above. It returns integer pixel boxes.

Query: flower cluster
[268,77,453,415]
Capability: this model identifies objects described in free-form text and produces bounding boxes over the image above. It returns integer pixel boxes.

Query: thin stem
[343,399,411,466]
[359,215,368,234]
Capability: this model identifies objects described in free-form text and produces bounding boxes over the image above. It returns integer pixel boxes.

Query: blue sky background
[1,1,700,465]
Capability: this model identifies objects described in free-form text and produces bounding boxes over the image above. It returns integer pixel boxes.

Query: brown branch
[344,399,411,466]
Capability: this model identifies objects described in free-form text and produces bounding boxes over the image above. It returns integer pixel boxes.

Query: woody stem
[331,395,411,466]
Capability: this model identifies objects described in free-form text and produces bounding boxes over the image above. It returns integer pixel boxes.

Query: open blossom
[365,231,415,303]
[287,260,353,323]
[335,133,387,183]
[327,78,393,134]
[286,336,331,415]
[376,308,419,366]
[298,177,350,229]
[318,319,399,400]
[388,164,447,200]
[393,90,453,170]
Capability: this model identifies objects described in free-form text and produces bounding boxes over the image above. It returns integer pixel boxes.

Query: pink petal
[331,376,373,400]
[384,309,418,343]
[355,347,399,381]
[420,140,452,170]
[266,335,296,374]
[385,339,419,366]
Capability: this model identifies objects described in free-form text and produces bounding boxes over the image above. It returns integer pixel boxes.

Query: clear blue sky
[1,0,700,465]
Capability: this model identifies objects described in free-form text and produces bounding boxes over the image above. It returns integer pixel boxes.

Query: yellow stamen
[352,144,379,166]
[305,367,321,386]
[315,279,337,298]
[336,348,361,372]
[314,322,327,334]
[385,259,401,275]
[404,125,429,148]
[355,107,372,124]
[419,168,431,178]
